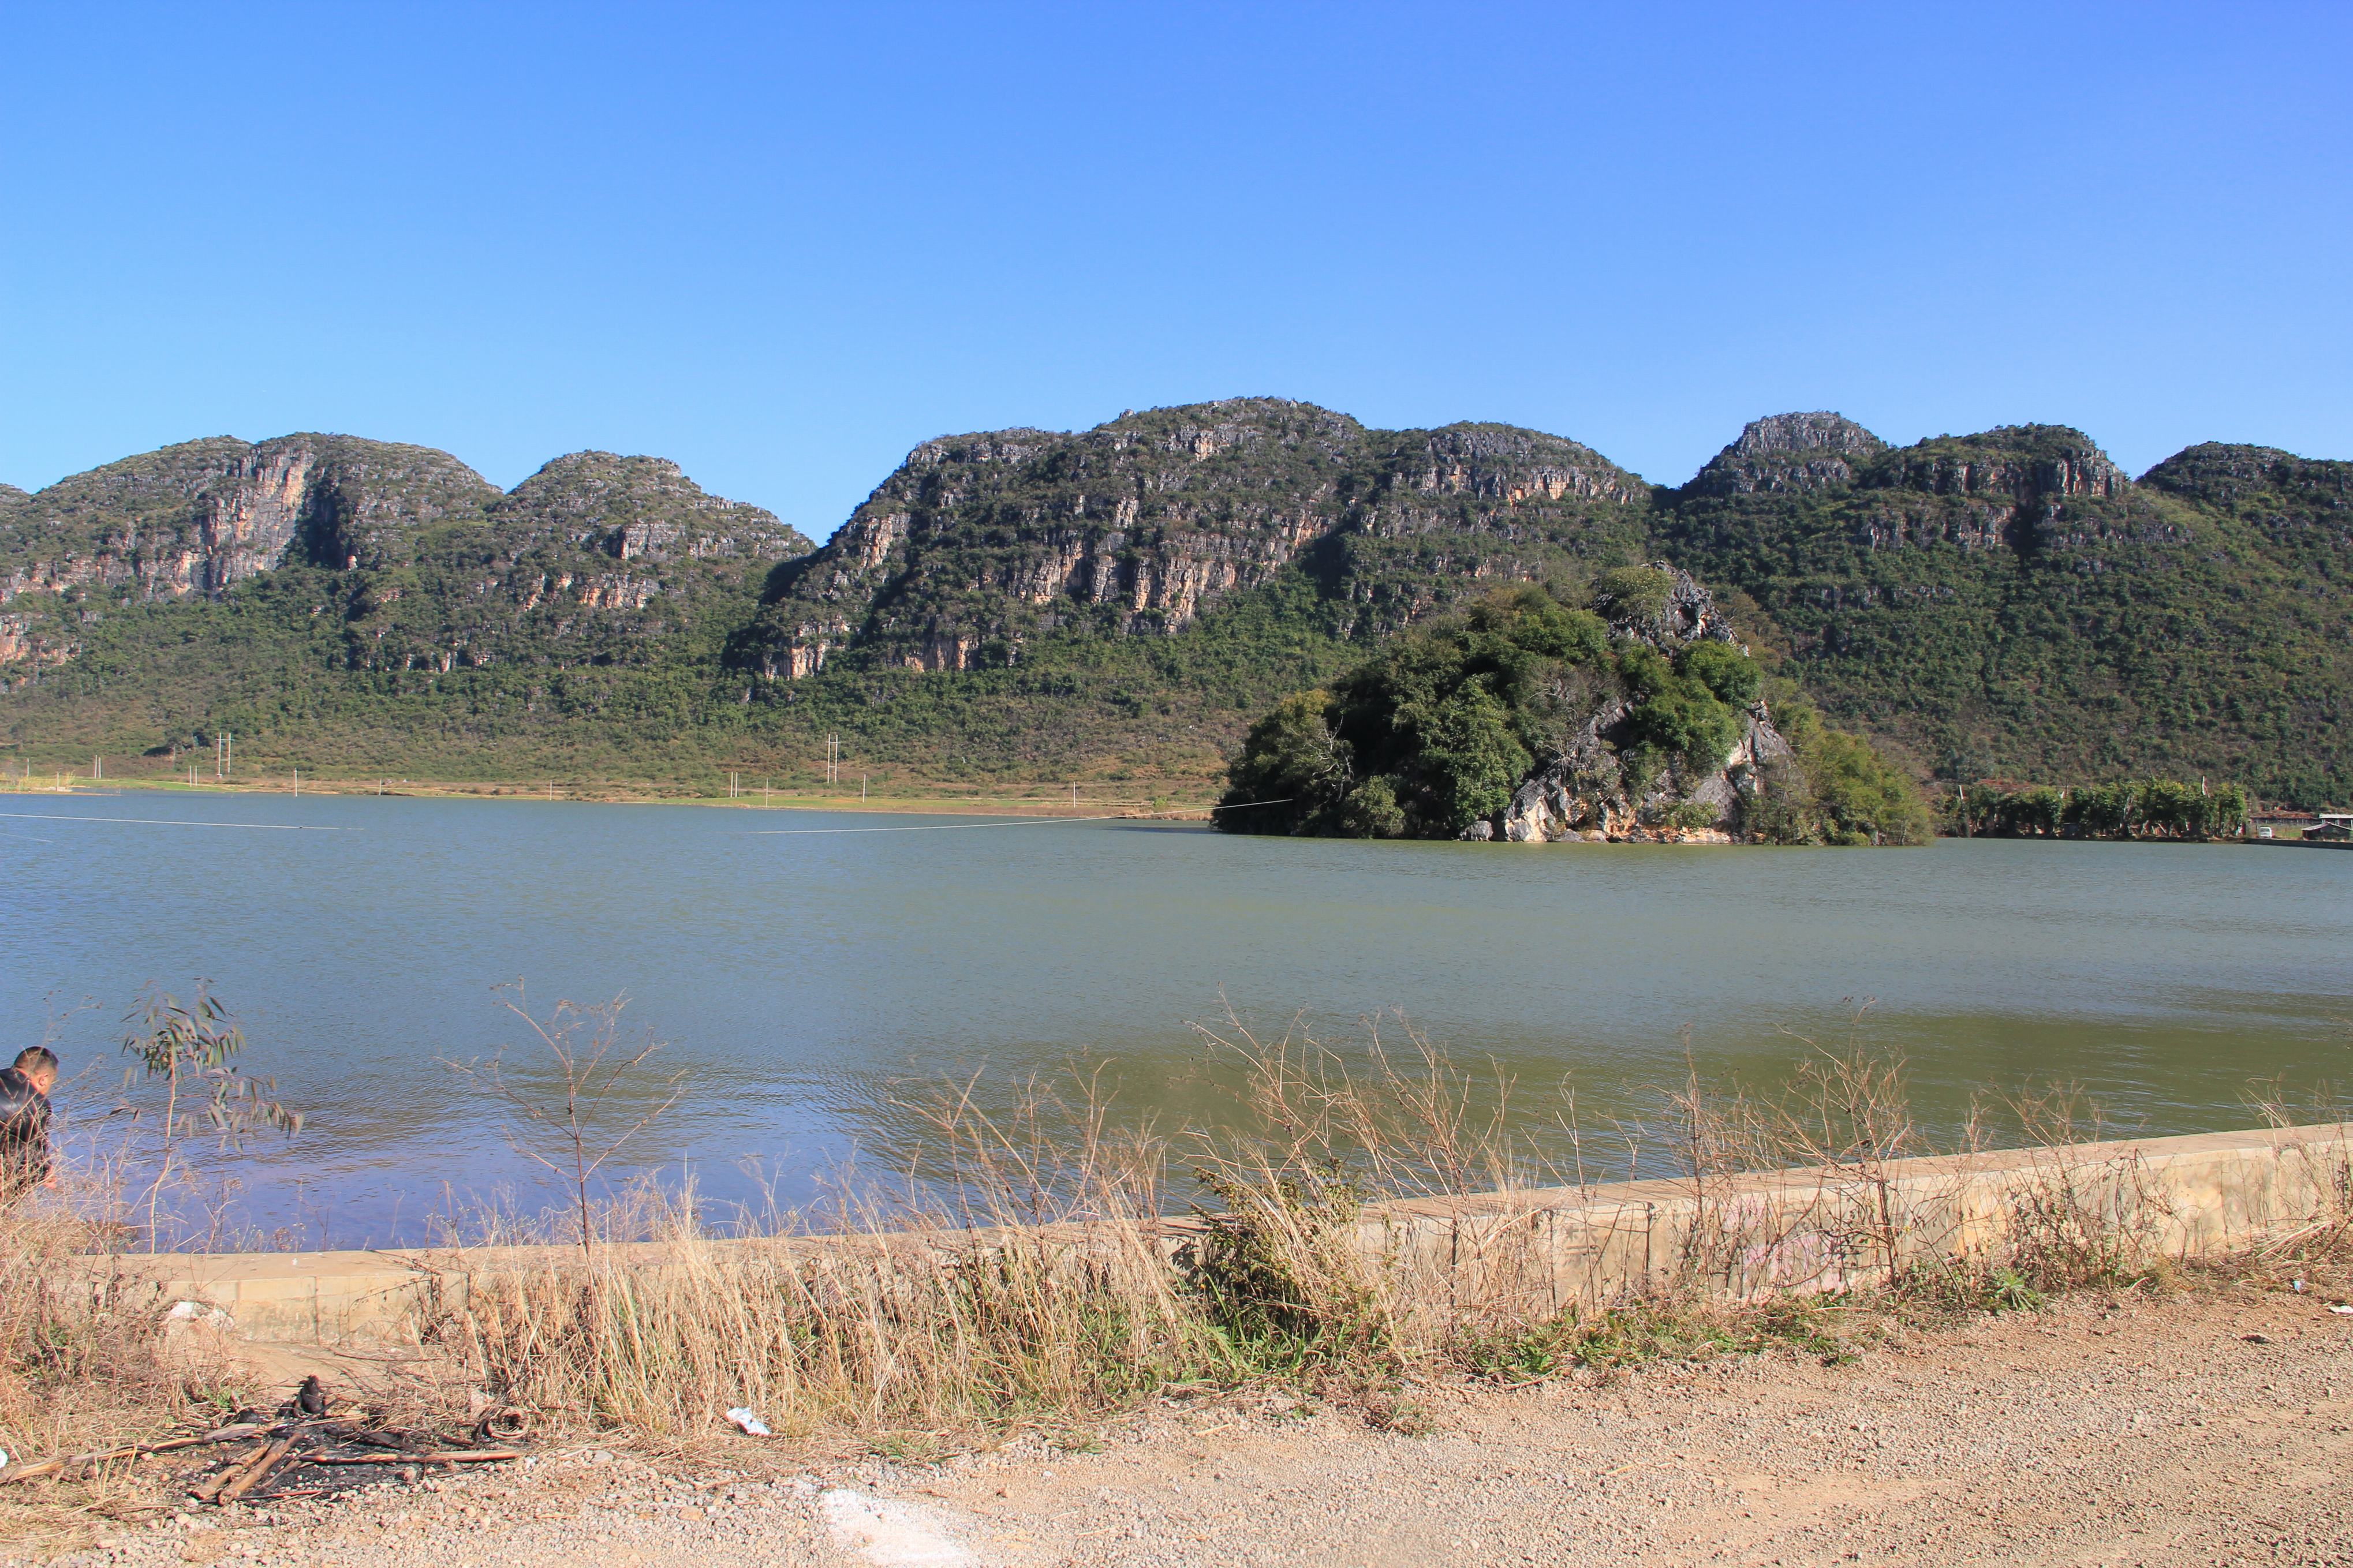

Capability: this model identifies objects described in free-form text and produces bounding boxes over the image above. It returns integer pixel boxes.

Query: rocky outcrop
[0,436,817,671]
[1861,425,2126,507]
[494,452,812,566]
[741,401,1653,679]
[749,402,1369,676]
[2139,443,2353,563]
[1491,569,1788,844]
[1688,413,1887,496]
[0,435,501,609]
[1843,426,2146,556]
[1496,706,1791,844]
[1369,424,1644,511]
[326,452,815,677]
[0,612,74,668]
[1594,561,1741,646]
[2139,443,2320,504]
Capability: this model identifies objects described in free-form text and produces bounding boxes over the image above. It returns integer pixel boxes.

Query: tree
[442,989,685,1257]
[1217,690,1351,835]
[1406,684,1529,835]
[119,985,303,1249]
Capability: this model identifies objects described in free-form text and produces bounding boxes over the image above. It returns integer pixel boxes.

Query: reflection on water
[3,794,2347,1242]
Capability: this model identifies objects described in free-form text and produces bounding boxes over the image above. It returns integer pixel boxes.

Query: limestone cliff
[0,435,499,607]
[1688,412,1886,497]
[1489,570,1793,845]
[0,439,812,676]
[739,399,1652,678]
[3,405,2347,807]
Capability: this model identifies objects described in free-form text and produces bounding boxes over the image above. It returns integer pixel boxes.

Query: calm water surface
[2,793,2347,1241]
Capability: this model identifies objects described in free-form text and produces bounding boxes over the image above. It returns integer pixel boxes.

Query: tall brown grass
[8,1007,2352,1465]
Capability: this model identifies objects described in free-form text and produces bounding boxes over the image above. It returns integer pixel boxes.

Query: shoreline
[66,1122,2353,1345]
[1,774,1222,821]
[6,1122,2351,1565]
[9,779,2332,844]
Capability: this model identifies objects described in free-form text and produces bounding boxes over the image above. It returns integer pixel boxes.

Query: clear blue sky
[4,2,2345,539]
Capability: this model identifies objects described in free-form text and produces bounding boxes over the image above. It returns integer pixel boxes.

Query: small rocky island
[1216,567,1928,845]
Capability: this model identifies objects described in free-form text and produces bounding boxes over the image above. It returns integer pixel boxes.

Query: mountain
[737,399,1649,678]
[1,403,2345,804]
[1655,418,2353,803]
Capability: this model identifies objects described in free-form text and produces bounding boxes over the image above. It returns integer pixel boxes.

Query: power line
[743,798,1293,836]
[0,812,348,832]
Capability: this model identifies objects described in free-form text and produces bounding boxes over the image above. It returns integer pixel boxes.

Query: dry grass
[0,1181,272,1547]
[8,1006,2352,1485]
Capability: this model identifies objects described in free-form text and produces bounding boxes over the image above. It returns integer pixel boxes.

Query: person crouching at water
[1,1046,59,1200]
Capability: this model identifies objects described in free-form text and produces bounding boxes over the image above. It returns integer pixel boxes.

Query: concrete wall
[72,1122,2353,1346]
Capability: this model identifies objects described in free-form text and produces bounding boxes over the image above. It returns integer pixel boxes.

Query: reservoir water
[3,792,2348,1243]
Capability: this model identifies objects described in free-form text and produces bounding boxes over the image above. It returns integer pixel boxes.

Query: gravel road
[12,1275,2350,1567]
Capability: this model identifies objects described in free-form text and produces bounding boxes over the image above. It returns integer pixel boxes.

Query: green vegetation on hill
[1,402,2345,810]
[1217,581,1929,844]
[1945,777,2251,840]
[1656,424,2351,806]
[1219,588,1622,839]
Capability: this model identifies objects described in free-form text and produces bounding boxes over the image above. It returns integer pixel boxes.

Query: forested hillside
[1654,417,2352,804]
[2,401,2345,803]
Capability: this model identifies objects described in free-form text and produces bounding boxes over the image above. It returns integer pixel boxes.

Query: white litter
[819,1488,978,1567]
[2330,1304,2353,1315]
[725,1407,772,1436]
[165,1300,234,1327]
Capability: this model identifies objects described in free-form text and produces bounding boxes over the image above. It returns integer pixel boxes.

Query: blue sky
[4,2,2345,539]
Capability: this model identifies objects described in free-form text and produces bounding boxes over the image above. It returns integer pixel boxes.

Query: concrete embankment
[77,1123,2353,1346]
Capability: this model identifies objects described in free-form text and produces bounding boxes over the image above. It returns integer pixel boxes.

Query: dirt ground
[8,1275,2351,1568]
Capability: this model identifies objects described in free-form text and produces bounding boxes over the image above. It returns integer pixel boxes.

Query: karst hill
[1,400,2344,802]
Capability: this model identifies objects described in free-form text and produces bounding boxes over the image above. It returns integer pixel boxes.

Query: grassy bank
[2,768,1223,816]
[9,1013,2352,1518]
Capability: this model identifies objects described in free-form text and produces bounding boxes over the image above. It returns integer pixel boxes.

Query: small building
[2311,820,2353,843]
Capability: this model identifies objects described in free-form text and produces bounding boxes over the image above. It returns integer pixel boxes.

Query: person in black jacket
[1,1046,59,1199]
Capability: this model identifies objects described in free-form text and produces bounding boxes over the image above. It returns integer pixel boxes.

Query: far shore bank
[1,772,1223,820]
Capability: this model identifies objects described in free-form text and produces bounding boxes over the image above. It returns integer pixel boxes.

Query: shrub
[1338,775,1406,838]
[1592,564,1675,626]
[1746,691,1932,846]
[1678,639,1761,707]
[1804,728,1934,845]
[1627,683,1741,776]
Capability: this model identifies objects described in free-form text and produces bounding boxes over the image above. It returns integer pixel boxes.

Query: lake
[3,792,2348,1244]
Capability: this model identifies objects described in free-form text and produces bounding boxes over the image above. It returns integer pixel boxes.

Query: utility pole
[862,773,867,802]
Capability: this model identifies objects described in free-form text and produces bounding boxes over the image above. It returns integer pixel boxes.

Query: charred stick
[303,1450,525,1466]
[215,1437,297,1505]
